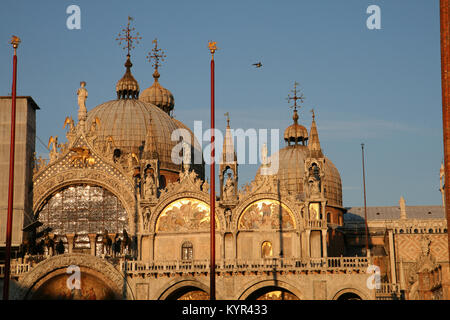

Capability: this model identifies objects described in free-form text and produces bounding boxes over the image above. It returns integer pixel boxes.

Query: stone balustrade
[1,256,373,279]
[0,263,31,277]
[307,219,324,229]
[119,256,372,274]
[375,282,401,300]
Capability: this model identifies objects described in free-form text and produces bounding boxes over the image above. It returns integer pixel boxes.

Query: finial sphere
[208,41,218,54]
[10,35,21,48]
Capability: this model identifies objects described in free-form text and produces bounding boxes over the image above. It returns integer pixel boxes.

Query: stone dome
[257,110,343,208]
[257,145,342,207]
[139,70,174,114]
[85,54,204,175]
[86,99,181,172]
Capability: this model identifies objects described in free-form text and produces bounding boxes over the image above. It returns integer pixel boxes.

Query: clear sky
[0,0,443,207]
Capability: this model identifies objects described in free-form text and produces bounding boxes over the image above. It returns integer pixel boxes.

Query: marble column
[321,229,328,258]
[88,233,97,256]
[66,233,75,254]
[149,233,155,261]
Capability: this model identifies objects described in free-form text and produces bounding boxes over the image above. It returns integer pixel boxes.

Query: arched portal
[166,286,210,300]
[29,266,118,300]
[246,286,299,300]
[336,292,363,300]
[15,253,129,300]
[332,288,367,300]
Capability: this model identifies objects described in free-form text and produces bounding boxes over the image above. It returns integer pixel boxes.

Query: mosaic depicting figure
[157,199,216,232]
[238,200,295,230]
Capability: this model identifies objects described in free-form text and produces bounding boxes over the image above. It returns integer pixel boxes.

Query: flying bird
[252,62,262,68]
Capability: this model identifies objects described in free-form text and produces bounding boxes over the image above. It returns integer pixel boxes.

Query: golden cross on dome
[287,81,305,111]
[116,16,142,55]
[146,38,166,70]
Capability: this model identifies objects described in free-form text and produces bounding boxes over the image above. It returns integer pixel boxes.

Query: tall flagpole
[208,41,217,300]
[361,143,369,256]
[3,35,21,300]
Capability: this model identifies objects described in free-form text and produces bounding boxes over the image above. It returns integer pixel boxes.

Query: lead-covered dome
[87,99,180,171]
[86,54,202,174]
[257,111,343,207]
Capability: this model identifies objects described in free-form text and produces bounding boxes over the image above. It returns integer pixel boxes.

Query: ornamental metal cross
[287,81,305,110]
[224,112,230,126]
[146,38,166,70]
[116,16,142,55]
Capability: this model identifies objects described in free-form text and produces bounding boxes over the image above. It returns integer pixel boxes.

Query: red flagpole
[361,143,369,255]
[3,36,20,300]
[209,42,216,301]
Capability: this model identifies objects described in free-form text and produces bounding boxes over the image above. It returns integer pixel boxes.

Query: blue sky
[0,0,443,207]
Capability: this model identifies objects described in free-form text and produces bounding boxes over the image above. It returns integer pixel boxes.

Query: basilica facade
[0,30,449,300]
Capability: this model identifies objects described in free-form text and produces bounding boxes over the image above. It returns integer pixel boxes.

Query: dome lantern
[116,54,140,99]
[284,82,308,145]
[115,16,141,99]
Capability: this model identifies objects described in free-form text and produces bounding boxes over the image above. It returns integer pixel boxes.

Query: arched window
[261,241,273,258]
[327,212,331,223]
[37,184,128,253]
[181,241,193,260]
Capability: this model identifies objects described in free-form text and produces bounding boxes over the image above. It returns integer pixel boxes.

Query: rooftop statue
[77,81,88,122]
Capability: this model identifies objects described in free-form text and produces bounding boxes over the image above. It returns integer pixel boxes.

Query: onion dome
[140,39,174,114]
[139,70,175,114]
[116,55,140,99]
[284,109,308,145]
[256,111,343,207]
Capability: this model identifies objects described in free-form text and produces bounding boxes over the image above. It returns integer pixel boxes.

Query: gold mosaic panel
[238,199,295,230]
[156,198,218,232]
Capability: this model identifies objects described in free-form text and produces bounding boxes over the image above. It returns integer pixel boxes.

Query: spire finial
[116,16,142,56]
[10,35,21,55]
[224,112,230,127]
[311,108,315,121]
[287,81,305,111]
[146,38,166,80]
[208,40,218,59]
[115,17,141,99]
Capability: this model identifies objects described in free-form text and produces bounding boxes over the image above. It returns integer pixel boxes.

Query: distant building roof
[344,206,445,222]
[0,96,40,110]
